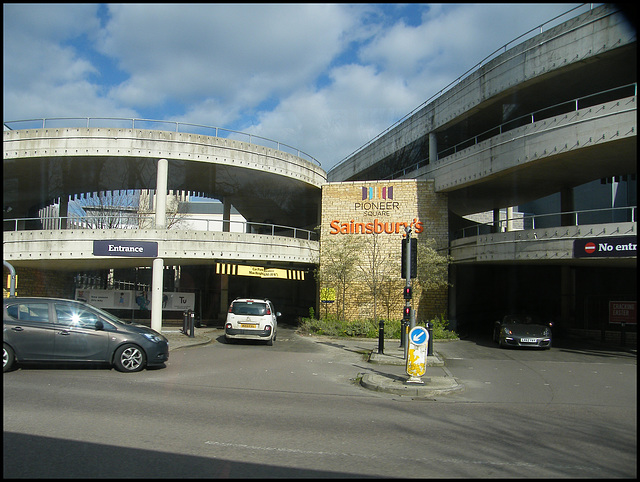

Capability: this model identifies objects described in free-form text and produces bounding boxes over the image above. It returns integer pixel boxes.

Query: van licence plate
[241,324,258,328]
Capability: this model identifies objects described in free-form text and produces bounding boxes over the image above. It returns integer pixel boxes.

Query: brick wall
[320,179,449,321]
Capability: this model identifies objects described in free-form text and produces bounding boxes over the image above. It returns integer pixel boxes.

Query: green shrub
[298,314,344,337]
[342,319,375,337]
[378,319,402,339]
[421,315,458,340]
[297,315,457,340]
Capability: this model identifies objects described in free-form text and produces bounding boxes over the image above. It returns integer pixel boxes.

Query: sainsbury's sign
[330,184,423,235]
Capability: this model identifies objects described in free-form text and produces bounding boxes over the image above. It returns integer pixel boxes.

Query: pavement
[160,324,463,398]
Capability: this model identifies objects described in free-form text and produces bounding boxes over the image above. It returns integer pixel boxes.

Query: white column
[151,257,164,333]
[155,159,168,229]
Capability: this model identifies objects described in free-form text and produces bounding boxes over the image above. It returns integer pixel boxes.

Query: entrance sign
[406,326,429,383]
[93,240,158,257]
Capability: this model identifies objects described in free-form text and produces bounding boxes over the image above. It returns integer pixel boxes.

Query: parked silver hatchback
[224,298,280,345]
[3,297,169,372]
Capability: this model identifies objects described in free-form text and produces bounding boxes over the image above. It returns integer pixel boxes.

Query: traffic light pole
[401,227,412,356]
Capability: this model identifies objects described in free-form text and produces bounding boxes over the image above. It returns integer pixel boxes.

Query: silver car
[493,314,552,349]
[3,297,169,372]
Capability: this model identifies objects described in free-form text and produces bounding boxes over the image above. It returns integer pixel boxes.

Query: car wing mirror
[95,320,104,331]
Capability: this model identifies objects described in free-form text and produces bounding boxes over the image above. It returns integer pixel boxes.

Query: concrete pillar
[151,257,164,333]
[222,197,231,232]
[59,195,69,229]
[429,132,437,163]
[155,159,168,229]
[219,274,229,323]
[492,208,500,233]
[560,187,575,226]
[506,206,514,232]
[560,265,575,332]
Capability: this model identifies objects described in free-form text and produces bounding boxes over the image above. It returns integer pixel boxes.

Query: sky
[3,3,592,172]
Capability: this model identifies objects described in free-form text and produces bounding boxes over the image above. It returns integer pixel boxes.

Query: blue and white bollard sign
[406,326,429,384]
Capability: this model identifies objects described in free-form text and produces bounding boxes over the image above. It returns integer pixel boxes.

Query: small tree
[80,190,139,229]
[356,234,403,322]
[137,190,187,229]
[318,235,363,320]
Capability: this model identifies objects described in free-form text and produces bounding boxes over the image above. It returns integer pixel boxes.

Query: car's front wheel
[3,343,15,373]
[114,344,146,372]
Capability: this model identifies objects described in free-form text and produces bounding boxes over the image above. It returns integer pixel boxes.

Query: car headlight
[502,327,512,336]
[143,333,164,343]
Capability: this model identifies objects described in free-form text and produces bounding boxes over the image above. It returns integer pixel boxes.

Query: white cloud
[98,4,357,117]
[3,4,133,119]
[3,3,588,169]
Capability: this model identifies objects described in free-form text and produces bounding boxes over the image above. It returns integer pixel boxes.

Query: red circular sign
[584,242,596,254]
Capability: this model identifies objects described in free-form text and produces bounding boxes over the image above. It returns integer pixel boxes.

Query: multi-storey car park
[3,4,636,343]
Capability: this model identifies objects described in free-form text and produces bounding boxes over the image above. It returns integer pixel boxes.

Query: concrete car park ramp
[3,123,326,270]
[3,124,326,227]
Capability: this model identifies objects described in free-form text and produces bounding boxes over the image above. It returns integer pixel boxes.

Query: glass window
[6,303,50,322]
[232,302,267,315]
[55,303,99,328]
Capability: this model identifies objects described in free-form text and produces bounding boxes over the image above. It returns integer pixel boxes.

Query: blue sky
[3,3,590,171]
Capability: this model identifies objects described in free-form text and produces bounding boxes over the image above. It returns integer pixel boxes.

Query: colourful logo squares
[362,186,393,200]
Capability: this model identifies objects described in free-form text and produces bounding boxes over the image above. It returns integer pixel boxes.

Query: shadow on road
[3,432,369,479]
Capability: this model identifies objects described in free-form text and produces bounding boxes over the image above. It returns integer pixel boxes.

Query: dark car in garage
[493,314,552,349]
[3,297,168,372]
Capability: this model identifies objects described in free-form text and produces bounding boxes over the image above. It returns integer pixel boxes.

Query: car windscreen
[231,302,267,316]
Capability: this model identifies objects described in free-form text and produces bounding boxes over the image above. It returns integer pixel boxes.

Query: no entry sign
[573,236,636,258]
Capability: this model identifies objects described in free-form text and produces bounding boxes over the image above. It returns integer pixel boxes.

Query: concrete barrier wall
[450,222,636,264]
[3,127,327,187]
[3,229,319,269]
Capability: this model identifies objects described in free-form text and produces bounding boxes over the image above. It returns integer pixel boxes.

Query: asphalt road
[3,328,637,478]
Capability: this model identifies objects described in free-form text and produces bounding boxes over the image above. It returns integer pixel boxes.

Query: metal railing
[3,117,321,167]
[384,82,637,180]
[454,206,637,240]
[3,215,318,242]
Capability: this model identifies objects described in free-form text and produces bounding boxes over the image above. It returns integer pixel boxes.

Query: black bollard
[426,322,434,356]
[188,310,195,338]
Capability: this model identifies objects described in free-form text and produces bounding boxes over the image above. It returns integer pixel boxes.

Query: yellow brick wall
[320,179,449,321]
